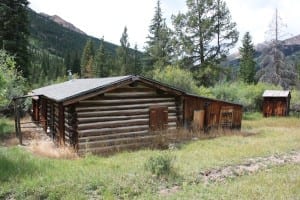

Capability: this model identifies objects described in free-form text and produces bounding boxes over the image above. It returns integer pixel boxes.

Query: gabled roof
[31,75,185,104]
[262,90,291,97]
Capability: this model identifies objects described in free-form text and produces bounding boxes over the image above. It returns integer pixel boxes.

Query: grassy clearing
[0,116,300,199]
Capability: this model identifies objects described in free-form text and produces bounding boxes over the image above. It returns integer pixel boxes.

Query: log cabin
[31,75,243,154]
[262,90,291,117]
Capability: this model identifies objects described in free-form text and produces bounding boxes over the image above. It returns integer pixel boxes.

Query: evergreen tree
[71,52,81,75]
[94,37,110,77]
[132,44,142,75]
[80,39,95,78]
[145,0,172,71]
[239,32,256,84]
[172,0,238,85]
[0,0,30,77]
[115,26,132,75]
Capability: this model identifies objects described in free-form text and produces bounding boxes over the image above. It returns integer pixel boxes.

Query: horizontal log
[77,119,149,130]
[78,142,153,155]
[79,130,149,142]
[76,102,176,112]
[103,91,158,98]
[79,97,175,105]
[78,135,157,149]
[78,125,149,137]
[78,115,177,124]
[77,107,177,118]
[78,114,148,123]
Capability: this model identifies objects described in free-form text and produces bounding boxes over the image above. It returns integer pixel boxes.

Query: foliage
[144,153,174,177]
[0,0,30,77]
[210,81,281,111]
[115,26,134,75]
[144,0,173,72]
[81,39,95,78]
[0,50,26,109]
[172,0,239,82]
[239,32,256,84]
[94,37,110,77]
[153,65,200,94]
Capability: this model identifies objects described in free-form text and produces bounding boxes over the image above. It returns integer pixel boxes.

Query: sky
[28,0,300,51]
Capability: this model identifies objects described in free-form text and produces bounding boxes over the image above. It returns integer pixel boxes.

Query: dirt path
[160,150,300,196]
[197,150,300,183]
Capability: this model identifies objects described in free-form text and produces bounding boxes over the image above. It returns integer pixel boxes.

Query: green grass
[0,116,300,199]
[0,117,14,138]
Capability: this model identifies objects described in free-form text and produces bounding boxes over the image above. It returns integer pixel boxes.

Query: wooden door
[149,107,168,131]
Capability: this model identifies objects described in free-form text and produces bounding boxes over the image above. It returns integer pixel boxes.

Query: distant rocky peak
[40,12,86,35]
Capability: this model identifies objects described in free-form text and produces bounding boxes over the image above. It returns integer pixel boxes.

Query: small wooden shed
[31,75,243,154]
[262,90,291,117]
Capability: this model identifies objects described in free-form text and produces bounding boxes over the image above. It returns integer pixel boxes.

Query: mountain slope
[28,8,118,58]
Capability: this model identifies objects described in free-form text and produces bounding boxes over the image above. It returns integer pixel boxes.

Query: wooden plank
[77,107,177,118]
[76,102,176,112]
[77,119,149,130]
[77,115,177,124]
[79,130,149,142]
[78,125,149,136]
[103,91,157,97]
[78,142,153,155]
[78,135,156,149]
[78,97,175,105]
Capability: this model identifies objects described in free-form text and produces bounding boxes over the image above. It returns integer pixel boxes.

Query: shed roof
[262,90,291,97]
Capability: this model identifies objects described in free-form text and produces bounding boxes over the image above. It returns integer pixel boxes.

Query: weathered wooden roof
[31,75,186,104]
[32,76,132,102]
[262,90,291,98]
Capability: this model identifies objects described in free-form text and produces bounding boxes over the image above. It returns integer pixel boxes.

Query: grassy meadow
[0,114,300,199]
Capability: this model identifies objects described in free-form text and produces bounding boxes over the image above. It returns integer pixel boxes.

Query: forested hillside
[27,8,120,86]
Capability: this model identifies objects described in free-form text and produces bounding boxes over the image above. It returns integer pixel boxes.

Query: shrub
[144,153,174,178]
[211,81,281,111]
[152,65,200,95]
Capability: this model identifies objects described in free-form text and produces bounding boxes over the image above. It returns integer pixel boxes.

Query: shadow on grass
[0,147,40,182]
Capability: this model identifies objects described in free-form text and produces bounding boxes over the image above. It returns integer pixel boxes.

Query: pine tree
[115,26,132,75]
[0,0,30,77]
[80,39,95,78]
[132,44,142,75]
[172,0,238,85]
[145,0,172,71]
[239,32,256,84]
[94,37,109,77]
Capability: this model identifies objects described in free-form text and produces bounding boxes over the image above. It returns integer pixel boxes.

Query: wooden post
[14,98,22,145]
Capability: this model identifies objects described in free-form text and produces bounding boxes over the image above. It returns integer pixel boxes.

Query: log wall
[74,84,182,154]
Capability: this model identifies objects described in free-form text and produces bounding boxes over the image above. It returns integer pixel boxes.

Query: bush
[144,153,174,178]
[0,50,27,115]
[152,65,201,95]
[210,82,281,111]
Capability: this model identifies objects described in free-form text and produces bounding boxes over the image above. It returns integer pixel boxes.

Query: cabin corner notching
[31,75,243,154]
